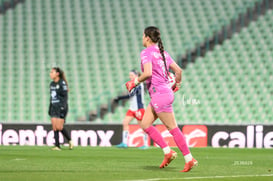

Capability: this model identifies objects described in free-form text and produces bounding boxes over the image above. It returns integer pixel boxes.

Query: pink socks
[144,126,168,149]
[144,126,191,157]
[170,127,190,156]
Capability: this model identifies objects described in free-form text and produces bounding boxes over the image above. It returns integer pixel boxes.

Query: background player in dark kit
[49,67,73,150]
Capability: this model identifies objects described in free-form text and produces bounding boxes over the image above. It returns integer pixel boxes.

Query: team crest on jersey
[135,111,142,120]
[51,91,57,98]
[56,85,59,89]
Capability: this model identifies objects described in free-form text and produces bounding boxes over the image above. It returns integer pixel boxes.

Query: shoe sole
[161,152,177,168]
[68,141,73,150]
[181,159,198,172]
[51,148,61,151]
[193,160,198,167]
[138,146,149,150]
[116,146,128,148]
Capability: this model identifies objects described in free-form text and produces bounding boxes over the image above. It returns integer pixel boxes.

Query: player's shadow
[142,166,177,172]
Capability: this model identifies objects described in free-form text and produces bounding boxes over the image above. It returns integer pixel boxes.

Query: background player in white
[115,70,148,149]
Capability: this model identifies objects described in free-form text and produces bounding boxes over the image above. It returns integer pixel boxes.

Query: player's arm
[115,86,139,102]
[138,63,152,82]
[170,62,182,83]
[48,103,52,115]
[116,95,130,100]
[59,81,68,106]
[48,84,52,115]
[126,62,152,92]
[126,49,152,92]
[60,85,68,98]
[114,94,130,103]
[125,63,152,92]
[169,62,182,92]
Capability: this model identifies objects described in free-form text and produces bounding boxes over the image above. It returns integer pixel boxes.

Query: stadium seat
[0,0,268,123]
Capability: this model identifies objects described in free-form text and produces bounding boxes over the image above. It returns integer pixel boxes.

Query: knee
[167,123,178,131]
[56,124,63,131]
[58,125,64,131]
[52,123,57,131]
[123,117,131,126]
[122,120,128,126]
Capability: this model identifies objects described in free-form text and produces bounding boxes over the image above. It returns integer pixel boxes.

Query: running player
[48,67,73,150]
[115,70,148,149]
[126,26,198,172]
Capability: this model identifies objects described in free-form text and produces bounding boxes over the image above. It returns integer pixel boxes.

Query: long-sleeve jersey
[117,83,145,111]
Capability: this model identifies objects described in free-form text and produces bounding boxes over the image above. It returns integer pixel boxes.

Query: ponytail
[158,38,168,77]
[144,26,169,78]
[60,70,69,89]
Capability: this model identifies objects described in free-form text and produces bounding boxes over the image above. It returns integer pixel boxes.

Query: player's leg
[157,112,198,172]
[55,118,64,131]
[122,116,134,142]
[117,115,134,148]
[51,118,61,150]
[140,105,177,168]
[141,104,173,154]
[136,109,149,149]
[140,105,167,149]
[56,118,73,150]
[137,120,149,149]
[51,117,57,131]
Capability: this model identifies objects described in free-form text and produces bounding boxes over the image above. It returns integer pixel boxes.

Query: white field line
[11,158,26,161]
[122,173,273,181]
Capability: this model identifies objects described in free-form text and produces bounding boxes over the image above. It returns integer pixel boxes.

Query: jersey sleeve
[140,49,152,65]
[116,94,130,100]
[60,80,68,99]
[129,85,141,96]
[49,82,52,102]
[61,80,68,91]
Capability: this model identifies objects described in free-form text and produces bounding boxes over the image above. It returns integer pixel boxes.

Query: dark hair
[130,69,139,76]
[144,26,168,77]
[52,67,69,90]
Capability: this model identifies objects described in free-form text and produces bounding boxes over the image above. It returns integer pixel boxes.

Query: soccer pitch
[0,146,272,181]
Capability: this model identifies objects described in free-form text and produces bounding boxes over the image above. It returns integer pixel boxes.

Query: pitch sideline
[122,173,273,181]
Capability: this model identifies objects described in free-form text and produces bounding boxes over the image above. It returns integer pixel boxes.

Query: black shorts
[49,104,68,119]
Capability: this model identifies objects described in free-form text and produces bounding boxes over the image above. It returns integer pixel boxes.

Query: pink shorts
[150,92,174,113]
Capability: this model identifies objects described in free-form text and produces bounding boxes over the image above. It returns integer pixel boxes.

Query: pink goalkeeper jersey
[140,45,174,95]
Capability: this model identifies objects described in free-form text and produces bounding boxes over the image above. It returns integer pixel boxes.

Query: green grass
[0,146,272,181]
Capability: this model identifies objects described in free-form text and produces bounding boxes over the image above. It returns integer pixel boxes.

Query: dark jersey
[49,79,68,107]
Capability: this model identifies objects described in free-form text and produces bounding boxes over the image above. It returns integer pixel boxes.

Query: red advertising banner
[182,125,208,147]
[154,125,177,147]
[154,125,208,147]
[1,123,272,148]
[128,125,150,147]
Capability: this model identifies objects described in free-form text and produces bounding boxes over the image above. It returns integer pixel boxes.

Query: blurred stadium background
[0,0,272,125]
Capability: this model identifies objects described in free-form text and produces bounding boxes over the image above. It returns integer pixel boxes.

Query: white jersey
[128,83,145,111]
